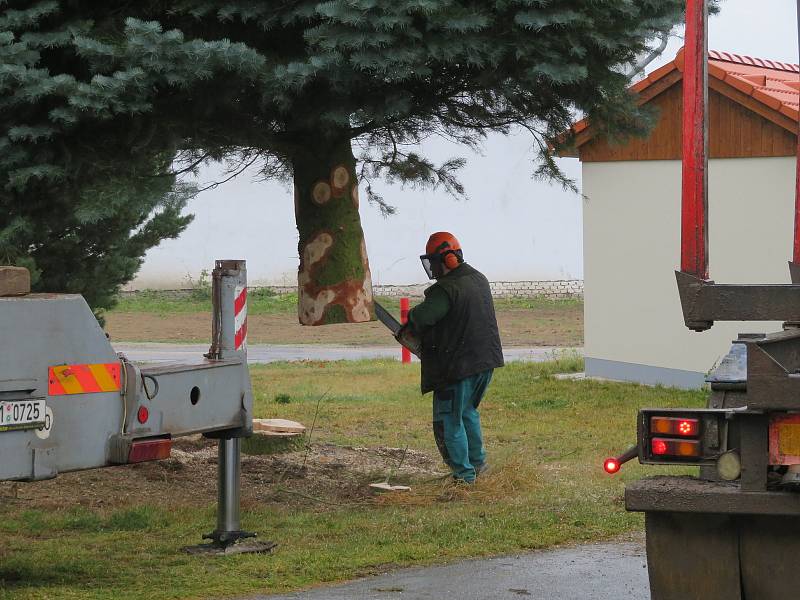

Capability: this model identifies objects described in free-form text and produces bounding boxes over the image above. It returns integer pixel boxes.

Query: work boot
[451,476,475,485]
[475,462,490,477]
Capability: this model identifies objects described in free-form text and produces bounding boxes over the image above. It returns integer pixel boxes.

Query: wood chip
[369,482,411,492]
[252,430,302,438]
[252,418,306,434]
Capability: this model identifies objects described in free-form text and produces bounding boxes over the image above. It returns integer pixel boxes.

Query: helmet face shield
[420,254,441,280]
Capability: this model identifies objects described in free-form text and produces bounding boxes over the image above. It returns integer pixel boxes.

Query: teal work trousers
[432,369,493,483]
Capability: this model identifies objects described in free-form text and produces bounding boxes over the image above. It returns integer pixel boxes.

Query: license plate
[0,399,46,432]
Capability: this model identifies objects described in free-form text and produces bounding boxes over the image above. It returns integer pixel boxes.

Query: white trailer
[0,259,273,553]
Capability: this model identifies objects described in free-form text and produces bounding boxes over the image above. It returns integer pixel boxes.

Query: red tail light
[650,416,699,437]
[652,439,668,455]
[128,438,171,463]
[603,458,621,474]
[651,437,700,458]
[638,409,728,466]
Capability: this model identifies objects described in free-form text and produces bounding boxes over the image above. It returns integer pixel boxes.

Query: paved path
[112,343,582,365]
[243,540,648,600]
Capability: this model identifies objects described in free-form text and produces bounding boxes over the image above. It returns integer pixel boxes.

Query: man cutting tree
[401,232,504,484]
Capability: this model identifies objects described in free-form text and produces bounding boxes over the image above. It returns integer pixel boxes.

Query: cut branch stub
[312,181,332,205]
[332,166,350,194]
[293,140,375,326]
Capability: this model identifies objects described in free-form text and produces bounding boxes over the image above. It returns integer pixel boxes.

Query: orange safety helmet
[420,232,464,279]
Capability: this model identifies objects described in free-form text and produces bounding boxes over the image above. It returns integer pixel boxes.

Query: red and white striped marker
[234,285,248,350]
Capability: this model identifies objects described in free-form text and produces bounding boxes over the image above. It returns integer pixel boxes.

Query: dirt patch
[0,437,445,512]
[497,307,583,347]
[104,306,583,347]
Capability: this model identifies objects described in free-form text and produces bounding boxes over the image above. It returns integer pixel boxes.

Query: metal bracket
[676,271,800,331]
[183,538,277,556]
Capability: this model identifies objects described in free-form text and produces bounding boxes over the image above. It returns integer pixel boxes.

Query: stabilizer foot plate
[183,539,277,556]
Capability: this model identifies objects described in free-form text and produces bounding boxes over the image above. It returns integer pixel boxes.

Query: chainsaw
[374,301,422,358]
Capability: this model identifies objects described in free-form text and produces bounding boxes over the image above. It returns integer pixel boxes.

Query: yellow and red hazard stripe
[48,363,121,396]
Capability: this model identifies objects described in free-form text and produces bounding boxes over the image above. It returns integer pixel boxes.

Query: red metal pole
[793,0,800,265]
[400,297,411,364]
[794,128,800,264]
[681,0,709,279]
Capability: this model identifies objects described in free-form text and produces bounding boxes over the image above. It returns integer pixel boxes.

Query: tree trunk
[291,138,375,326]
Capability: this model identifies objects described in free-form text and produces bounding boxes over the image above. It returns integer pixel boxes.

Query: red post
[400,297,411,364]
[794,0,800,265]
[681,0,709,279]
[794,133,800,264]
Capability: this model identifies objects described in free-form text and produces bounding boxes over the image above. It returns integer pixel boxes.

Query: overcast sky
[131,0,800,289]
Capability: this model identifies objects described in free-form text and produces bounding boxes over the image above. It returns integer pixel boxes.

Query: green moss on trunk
[291,138,375,326]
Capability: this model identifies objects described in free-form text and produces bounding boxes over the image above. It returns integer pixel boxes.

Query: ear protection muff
[423,233,463,278]
[434,241,463,270]
[442,248,462,270]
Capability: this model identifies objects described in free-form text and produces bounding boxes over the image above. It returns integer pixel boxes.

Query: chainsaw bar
[374,301,421,358]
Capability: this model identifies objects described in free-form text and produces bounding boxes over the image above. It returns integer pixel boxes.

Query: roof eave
[558,48,800,158]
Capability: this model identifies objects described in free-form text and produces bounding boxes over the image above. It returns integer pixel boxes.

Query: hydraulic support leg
[182,259,273,555]
[208,437,249,545]
[184,434,275,555]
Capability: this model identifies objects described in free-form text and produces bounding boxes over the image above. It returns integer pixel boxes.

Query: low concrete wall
[119,280,584,300]
[487,280,583,299]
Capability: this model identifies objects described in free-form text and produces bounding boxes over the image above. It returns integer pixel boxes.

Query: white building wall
[583,157,794,388]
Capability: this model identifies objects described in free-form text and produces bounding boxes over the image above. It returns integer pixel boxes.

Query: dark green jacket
[414,263,504,393]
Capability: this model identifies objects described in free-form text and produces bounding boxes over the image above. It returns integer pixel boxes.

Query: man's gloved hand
[395,323,422,358]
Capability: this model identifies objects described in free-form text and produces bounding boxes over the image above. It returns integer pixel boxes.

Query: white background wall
[583,157,794,376]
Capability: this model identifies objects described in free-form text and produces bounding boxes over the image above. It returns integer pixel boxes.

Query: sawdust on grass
[0,436,447,513]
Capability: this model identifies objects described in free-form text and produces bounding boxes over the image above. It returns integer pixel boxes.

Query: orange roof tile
[706,50,800,116]
[568,49,800,146]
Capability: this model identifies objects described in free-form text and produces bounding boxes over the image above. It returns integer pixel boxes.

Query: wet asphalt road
[243,540,648,600]
[112,343,581,365]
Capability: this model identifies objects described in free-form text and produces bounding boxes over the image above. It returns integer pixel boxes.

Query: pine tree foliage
[1,0,687,313]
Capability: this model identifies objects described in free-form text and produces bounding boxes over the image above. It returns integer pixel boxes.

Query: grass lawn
[0,357,704,600]
[104,291,584,347]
